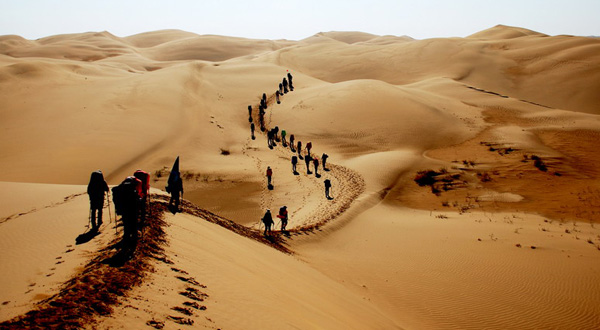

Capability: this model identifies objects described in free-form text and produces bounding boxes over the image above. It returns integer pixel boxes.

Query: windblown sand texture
[1,24,600,329]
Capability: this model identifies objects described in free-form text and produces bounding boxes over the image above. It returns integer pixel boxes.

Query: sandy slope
[1,25,600,329]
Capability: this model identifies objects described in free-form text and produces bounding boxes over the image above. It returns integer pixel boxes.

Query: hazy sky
[1,0,598,40]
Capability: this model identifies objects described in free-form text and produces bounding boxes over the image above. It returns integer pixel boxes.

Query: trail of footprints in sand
[243,83,366,234]
[146,267,212,329]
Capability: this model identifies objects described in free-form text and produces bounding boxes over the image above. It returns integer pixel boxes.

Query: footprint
[171,306,194,316]
[146,319,164,329]
[170,267,188,274]
[65,248,74,253]
[167,315,194,325]
[183,301,207,311]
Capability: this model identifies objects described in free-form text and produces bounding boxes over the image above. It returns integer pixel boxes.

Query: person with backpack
[279,83,283,94]
[313,157,320,177]
[87,170,109,231]
[291,155,298,174]
[275,90,281,104]
[262,209,274,236]
[297,141,303,160]
[306,141,312,157]
[266,166,273,189]
[167,176,183,212]
[277,206,288,231]
[259,106,266,132]
[250,122,256,140]
[281,130,287,147]
[133,170,150,222]
[248,105,253,122]
[283,77,289,94]
[289,134,295,152]
[287,72,294,91]
[322,153,329,171]
[324,179,333,200]
[304,154,313,175]
[112,176,142,251]
[262,93,267,109]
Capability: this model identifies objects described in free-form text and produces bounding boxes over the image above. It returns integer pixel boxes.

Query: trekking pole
[107,191,113,223]
[88,208,92,230]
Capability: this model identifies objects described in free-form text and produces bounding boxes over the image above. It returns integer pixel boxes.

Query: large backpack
[133,170,150,197]
[112,177,140,216]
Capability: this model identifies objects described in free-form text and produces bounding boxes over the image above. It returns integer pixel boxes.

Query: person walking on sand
[262,209,274,236]
[279,83,283,94]
[304,154,313,175]
[261,93,268,110]
[273,126,280,142]
[277,206,288,231]
[112,176,142,252]
[313,157,320,177]
[322,153,329,171]
[289,134,295,152]
[248,105,253,122]
[259,106,266,132]
[87,170,109,231]
[266,166,273,188]
[267,129,274,149]
[306,141,312,157]
[133,169,150,222]
[287,72,294,91]
[297,141,303,160]
[291,155,298,174]
[283,77,289,94]
[324,179,333,199]
[281,129,287,147]
[276,90,281,104]
[168,176,183,211]
[250,122,256,140]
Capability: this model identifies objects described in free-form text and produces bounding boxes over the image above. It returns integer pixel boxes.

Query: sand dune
[1,25,600,329]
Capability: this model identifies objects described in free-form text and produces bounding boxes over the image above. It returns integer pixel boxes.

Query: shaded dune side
[0,194,292,329]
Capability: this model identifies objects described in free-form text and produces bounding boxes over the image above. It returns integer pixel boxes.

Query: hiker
[304,154,313,175]
[306,141,312,157]
[277,206,288,231]
[313,157,319,177]
[297,141,303,159]
[248,105,253,122]
[259,105,266,131]
[250,122,256,140]
[324,179,332,199]
[322,153,329,171]
[279,83,283,94]
[167,176,183,211]
[282,78,288,94]
[133,169,150,222]
[276,90,281,104]
[291,155,298,174]
[266,166,273,188]
[289,134,295,152]
[262,93,267,109]
[87,170,109,231]
[112,176,142,251]
[281,129,287,147]
[287,72,294,91]
[267,129,274,149]
[262,209,274,236]
[260,98,266,111]
[166,156,183,212]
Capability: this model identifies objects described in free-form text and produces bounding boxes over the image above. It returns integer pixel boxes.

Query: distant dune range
[1,25,600,329]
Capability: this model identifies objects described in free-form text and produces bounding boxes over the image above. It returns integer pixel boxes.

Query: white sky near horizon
[1,0,598,40]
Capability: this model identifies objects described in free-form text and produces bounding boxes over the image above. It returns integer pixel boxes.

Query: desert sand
[1,24,600,329]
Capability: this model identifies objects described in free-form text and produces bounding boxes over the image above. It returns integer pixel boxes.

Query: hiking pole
[107,191,113,223]
[88,208,92,230]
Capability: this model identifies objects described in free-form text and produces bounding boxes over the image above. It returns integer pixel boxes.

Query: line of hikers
[86,157,183,255]
[249,72,335,235]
